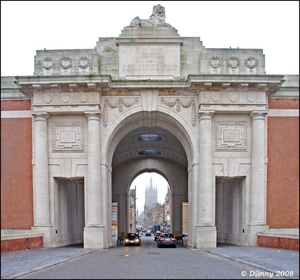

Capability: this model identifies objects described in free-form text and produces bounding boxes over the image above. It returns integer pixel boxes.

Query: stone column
[31,112,50,226]
[248,110,269,245]
[198,111,214,225]
[196,110,216,248]
[84,110,104,249]
[30,112,53,247]
[188,165,195,248]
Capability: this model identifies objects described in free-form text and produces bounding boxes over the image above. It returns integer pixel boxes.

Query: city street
[3,235,297,279]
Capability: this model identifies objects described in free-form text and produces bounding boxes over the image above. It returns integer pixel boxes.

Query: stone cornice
[15,75,112,96]
[188,75,285,94]
[14,74,285,96]
[116,38,183,45]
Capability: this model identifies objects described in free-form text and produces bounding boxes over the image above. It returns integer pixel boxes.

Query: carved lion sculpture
[129,4,172,27]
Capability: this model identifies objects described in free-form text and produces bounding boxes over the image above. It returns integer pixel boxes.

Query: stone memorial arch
[5,4,293,250]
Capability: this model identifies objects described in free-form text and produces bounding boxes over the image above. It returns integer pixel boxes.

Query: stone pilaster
[30,112,53,247]
[84,110,104,249]
[31,112,50,226]
[248,110,269,245]
[196,110,216,248]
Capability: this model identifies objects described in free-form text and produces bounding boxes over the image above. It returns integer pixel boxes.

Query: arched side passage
[112,157,188,238]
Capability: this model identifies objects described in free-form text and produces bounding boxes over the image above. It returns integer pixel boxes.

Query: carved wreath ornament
[227,56,240,69]
[209,56,222,69]
[78,56,90,69]
[245,56,258,69]
[42,57,54,70]
[59,56,72,70]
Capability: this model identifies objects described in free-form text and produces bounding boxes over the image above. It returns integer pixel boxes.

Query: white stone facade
[2,5,298,250]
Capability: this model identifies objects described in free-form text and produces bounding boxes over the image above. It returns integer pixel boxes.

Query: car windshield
[161,233,174,238]
[127,233,138,238]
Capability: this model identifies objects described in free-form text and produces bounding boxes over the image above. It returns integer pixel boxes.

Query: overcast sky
[1,1,299,76]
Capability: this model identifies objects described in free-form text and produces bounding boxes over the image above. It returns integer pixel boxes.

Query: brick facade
[1,102,33,229]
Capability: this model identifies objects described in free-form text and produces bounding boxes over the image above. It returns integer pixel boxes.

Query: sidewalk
[1,245,92,279]
[1,244,299,279]
[206,244,299,279]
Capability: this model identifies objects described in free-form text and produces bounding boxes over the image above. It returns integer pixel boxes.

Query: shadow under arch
[103,109,198,171]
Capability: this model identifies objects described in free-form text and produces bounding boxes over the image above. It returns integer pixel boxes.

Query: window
[137,134,162,142]
[112,210,117,220]
[138,150,161,155]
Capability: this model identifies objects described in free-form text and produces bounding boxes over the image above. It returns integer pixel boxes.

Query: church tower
[144,176,158,211]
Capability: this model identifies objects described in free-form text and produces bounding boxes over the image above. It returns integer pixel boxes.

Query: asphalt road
[1,235,299,279]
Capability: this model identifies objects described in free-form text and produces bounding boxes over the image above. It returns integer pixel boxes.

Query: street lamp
[134,185,138,231]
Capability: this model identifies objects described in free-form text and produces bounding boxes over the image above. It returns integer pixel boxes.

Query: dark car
[154,231,161,241]
[124,232,141,246]
[145,230,151,237]
[157,233,176,248]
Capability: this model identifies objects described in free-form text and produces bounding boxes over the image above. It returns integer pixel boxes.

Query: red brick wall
[1,237,43,253]
[268,98,299,109]
[257,236,299,251]
[1,100,31,111]
[1,100,33,229]
[267,98,299,228]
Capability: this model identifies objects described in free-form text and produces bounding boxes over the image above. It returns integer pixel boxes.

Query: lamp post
[134,185,138,232]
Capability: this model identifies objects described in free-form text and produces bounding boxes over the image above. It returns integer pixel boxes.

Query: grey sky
[1,1,299,76]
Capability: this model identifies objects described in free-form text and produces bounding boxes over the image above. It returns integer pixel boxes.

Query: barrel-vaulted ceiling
[112,127,187,169]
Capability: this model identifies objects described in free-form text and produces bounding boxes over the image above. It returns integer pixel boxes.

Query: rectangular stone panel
[53,123,84,152]
[216,122,247,151]
[118,44,180,79]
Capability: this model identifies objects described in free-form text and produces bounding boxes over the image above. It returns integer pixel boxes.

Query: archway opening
[129,172,170,233]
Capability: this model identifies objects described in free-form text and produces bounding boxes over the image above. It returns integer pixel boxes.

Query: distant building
[144,176,158,211]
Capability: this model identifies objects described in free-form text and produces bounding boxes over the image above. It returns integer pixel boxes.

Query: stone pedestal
[84,226,104,249]
[31,226,53,247]
[196,225,217,248]
[247,224,269,246]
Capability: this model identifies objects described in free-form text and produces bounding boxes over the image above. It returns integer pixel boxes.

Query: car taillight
[171,238,176,241]
[158,237,164,241]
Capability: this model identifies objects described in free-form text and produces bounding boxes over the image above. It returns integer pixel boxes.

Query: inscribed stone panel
[119,44,180,79]
[52,123,84,152]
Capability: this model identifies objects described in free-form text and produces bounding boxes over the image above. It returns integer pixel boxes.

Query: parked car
[154,231,161,241]
[157,233,177,248]
[124,232,141,246]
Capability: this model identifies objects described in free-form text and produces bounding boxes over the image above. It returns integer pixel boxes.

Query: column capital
[84,110,102,120]
[250,110,268,120]
[198,110,215,120]
[31,111,49,121]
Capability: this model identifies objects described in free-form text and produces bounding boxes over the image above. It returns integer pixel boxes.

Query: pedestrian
[121,231,124,245]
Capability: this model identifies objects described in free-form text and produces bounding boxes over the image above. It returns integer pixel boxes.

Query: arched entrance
[108,112,191,247]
